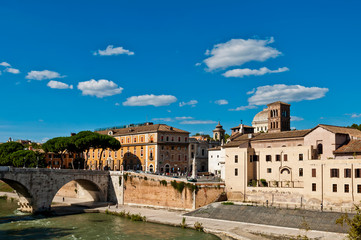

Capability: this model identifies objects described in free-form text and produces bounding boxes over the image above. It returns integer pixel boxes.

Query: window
[356,169,361,178]
[115,151,117,158]
[121,149,123,157]
[333,184,337,192]
[345,169,351,178]
[267,168,272,173]
[191,145,194,150]
[202,149,205,156]
[171,137,174,142]
[299,168,303,177]
[178,137,181,142]
[161,136,164,141]
[121,139,124,144]
[141,137,144,142]
[235,168,238,176]
[109,151,111,157]
[191,152,194,158]
[276,155,281,161]
[133,148,136,155]
[134,137,137,143]
[127,138,130,143]
[171,146,174,150]
[185,137,187,142]
[358,185,361,193]
[330,169,339,178]
[166,136,169,141]
[299,154,303,161]
[266,155,272,162]
[345,184,350,193]
[235,155,238,163]
[184,155,187,161]
[141,147,144,157]
[283,154,288,161]
[312,183,316,192]
[312,168,316,178]
[317,143,323,154]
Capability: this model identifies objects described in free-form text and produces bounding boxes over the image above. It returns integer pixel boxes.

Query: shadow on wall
[122,153,143,171]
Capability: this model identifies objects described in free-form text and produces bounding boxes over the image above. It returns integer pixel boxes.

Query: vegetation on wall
[159,180,167,186]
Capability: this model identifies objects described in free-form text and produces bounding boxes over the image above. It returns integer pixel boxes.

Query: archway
[0,178,33,212]
[280,167,292,186]
[50,179,104,210]
[165,164,170,174]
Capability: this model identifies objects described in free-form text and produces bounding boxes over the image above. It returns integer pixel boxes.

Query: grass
[105,209,146,222]
[221,201,234,205]
[0,181,14,193]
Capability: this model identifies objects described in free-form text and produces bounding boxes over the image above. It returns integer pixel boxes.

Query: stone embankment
[97,203,347,240]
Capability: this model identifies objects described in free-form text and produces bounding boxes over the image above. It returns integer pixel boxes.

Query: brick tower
[267,101,290,133]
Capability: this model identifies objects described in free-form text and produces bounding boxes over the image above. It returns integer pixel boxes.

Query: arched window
[317,143,323,154]
[149,164,154,172]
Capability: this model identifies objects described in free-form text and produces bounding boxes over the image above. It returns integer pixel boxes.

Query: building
[188,137,220,173]
[223,101,361,210]
[208,146,225,180]
[251,101,290,133]
[87,122,190,174]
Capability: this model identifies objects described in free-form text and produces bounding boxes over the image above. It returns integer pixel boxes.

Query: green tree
[95,134,121,170]
[224,133,230,142]
[42,137,72,168]
[9,150,46,168]
[71,131,97,169]
[349,124,361,131]
[0,142,24,166]
[336,203,361,239]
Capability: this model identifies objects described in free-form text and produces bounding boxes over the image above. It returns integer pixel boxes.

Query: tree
[0,142,24,166]
[94,134,121,170]
[9,150,46,168]
[71,131,97,169]
[42,137,72,168]
[336,203,361,239]
[224,133,230,142]
[349,124,361,131]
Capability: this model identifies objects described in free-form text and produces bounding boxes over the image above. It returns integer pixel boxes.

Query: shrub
[123,173,128,182]
[186,183,198,193]
[0,195,8,200]
[171,180,185,194]
[144,176,148,181]
[180,217,187,228]
[159,180,167,186]
[337,203,361,239]
[194,221,204,232]
[221,201,234,205]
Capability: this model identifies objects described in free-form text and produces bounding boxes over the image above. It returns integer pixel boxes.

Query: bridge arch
[0,178,33,212]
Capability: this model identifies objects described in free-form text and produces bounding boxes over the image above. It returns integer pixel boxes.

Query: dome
[252,109,268,124]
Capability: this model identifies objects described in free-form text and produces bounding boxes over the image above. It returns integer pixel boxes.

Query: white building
[208,146,225,180]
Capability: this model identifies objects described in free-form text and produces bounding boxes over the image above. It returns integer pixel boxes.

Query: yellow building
[87,122,190,174]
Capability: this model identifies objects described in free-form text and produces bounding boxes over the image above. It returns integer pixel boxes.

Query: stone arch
[51,178,105,204]
[0,178,33,212]
[280,166,292,182]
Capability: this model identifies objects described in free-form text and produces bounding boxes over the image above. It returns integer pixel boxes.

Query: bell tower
[213,122,225,142]
[267,101,290,133]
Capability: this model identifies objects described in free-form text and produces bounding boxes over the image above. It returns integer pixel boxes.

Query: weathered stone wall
[195,183,225,209]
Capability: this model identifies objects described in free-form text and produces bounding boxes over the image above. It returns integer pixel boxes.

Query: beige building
[88,122,190,174]
[224,101,361,210]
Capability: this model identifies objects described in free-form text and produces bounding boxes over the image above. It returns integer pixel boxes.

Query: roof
[252,109,268,124]
[231,124,254,130]
[334,140,361,154]
[317,124,361,138]
[224,129,311,148]
[96,124,189,136]
[267,101,290,106]
[208,146,222,151]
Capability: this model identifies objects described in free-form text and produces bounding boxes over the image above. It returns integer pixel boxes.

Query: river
[0,199,219,240]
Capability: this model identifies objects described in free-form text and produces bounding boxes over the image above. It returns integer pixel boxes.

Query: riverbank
[95,204,347,240]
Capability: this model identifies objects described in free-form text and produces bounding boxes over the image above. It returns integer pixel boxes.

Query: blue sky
[1,0,361,142]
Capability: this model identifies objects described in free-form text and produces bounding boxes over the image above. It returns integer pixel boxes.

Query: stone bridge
[0,167,112,213]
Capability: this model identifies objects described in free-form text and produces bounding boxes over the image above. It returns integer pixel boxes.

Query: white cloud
[180,120,217,125]
[223,67,289,78]
[247,88,255,95]
[152,117,173,122]
[152,116,193,122]
[175,116,193,120]
[94,45,134,56]
[5,68,20,74]
[47,80,73,89]
[123,94,177,107]
[247,84,329,106]
[351,114,361,118]
[229,105,257,111]
[291,116,304,121]
[214,99,228,105]
[115,102,120,106]
[0,62,11,67]
[77,79,123,98]
[26,70,64,80]
[179,100,198,107]
[203,37,281,70]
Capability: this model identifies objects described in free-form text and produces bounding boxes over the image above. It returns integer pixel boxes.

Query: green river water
[0,199,219,240]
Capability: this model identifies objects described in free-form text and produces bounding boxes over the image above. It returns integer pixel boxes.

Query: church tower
[267,101,290,133]
[213,122,225,142]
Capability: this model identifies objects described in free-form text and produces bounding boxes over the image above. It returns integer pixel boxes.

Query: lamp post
[36,156,39,169]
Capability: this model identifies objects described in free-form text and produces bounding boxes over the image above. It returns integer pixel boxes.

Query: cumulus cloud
[351,114,361,118]
[5,68,20,74]
[0,62,11,67]
[77,79,123,98]
[203,37,281,70]
[123,94,177,107]
[179,100,198,107]
[214,99,228,105]
[47,80,73,89]
[223,67,289,78]
[291,116,304,121]
[180,120,216,125]
[229,105,257,111]
[26,70,64,80]
[247,84,329,106]
[94,45,134,56]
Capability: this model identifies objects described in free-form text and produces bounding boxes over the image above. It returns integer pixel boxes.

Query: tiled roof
[224,129,311,148]
[334,140,361,154]
[230,125,254,130]
[318,124,361,138]
[96,124,189,136]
